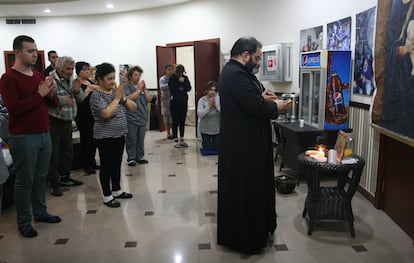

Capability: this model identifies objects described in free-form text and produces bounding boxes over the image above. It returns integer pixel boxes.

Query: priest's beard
[251,65,260,75]
[246,57,260,75]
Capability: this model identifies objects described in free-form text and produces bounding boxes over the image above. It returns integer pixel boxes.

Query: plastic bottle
[344,132,353,158]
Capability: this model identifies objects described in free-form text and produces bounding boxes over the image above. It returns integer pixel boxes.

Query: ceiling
[0,0,191,17]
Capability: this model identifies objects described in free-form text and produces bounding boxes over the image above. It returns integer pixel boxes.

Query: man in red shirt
[0,35,62,238]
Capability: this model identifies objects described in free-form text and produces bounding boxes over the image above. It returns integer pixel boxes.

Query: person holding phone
[169,64,192,148]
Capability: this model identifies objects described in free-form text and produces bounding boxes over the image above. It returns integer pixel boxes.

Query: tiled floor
[1,127,414,263]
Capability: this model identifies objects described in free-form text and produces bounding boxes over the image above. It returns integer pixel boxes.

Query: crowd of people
[0,35,289,257]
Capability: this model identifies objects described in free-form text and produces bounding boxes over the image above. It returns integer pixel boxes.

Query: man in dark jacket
[217,36,287,254]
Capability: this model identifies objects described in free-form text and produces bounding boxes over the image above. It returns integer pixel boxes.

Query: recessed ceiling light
[106,3,114,9]
[43,8,51,13]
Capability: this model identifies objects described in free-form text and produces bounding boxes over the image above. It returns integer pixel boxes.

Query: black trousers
[75,119,97,170]
[96,137,125,197]
[170,101,187,138]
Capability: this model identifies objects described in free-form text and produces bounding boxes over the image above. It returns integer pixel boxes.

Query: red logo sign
[302,55,308,65]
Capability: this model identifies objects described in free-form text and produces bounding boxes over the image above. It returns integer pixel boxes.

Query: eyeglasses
[209,89,217,91]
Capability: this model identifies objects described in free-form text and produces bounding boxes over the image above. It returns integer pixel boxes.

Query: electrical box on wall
[259,43,293,82]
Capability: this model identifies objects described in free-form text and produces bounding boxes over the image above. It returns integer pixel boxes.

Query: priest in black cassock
[217,37,287,255]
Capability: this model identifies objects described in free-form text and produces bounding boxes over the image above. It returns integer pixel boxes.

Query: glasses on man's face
[209,89,217,92]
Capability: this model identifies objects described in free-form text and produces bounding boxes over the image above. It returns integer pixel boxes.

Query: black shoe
[137,159,148,164]
[104,199,121,208]
[114,192,133,199]
[84,168,96,175]
[34,214,62,223]
[60,177,83,186]
[167,135,175,140]
[18,225,38,238]
[127,160,136,166]
[50,186,63,196]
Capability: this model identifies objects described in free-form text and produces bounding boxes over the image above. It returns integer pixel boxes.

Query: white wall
[0,0,377,93]
[176,46,195,109]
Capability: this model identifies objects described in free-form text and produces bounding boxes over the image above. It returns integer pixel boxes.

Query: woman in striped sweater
[90,63,136,208]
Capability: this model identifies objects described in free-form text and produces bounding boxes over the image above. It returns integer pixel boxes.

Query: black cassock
[217,59,278,253]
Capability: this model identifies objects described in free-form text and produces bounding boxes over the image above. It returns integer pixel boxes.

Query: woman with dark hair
[74,61,99,174]
[169,64,192,148]
[89,63,136,208]
[197,81,220,154]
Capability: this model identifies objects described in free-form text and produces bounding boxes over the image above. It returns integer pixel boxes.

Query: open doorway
[155,38,220,137]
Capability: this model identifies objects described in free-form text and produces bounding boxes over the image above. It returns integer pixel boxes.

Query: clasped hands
[208,96,216,108]
[135,80,146,92]
[38,76,55,98]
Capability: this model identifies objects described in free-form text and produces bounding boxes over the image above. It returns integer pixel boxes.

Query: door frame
[155,38,220,135]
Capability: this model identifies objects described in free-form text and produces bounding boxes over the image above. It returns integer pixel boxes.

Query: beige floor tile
[1,127,413,262]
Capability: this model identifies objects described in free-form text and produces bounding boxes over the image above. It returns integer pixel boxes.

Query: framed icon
[3,50,45,74]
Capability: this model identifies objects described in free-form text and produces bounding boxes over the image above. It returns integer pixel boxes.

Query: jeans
[201,133,220,151]
[8,132,51,227]
[96,137,125,197]
[170,102,187,138]
[125,122,146,161]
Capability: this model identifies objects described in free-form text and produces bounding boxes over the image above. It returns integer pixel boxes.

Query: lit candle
[317,145,325,158]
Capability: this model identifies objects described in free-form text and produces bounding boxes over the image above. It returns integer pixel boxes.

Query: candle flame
[318,146,323,152]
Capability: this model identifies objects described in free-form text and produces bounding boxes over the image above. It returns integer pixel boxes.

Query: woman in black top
[169,64,192,148]
[74,62,99,174]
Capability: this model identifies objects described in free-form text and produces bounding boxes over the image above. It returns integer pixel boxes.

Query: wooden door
[4,50,45,74]
[193,41,220,135]
[155,46,176,131]
[377,135,414,243]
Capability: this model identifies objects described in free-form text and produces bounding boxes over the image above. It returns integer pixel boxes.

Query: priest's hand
[262,90,278,102]
[274,99,288,113]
